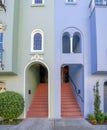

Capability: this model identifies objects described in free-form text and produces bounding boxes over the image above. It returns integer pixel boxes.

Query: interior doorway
[104,81,107,113]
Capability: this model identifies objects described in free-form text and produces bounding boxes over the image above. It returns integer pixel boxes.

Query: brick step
[62,109,80,111]
[31,101,48,103]
[61,107,80,111]
[62,105,80,108]
[31,103,48,108]
[61,83,82,118]
[35,95,48,96]
[27,83,48,118]
[27,113,48,116]
[62,112,82,116]
[28,115,48,118]
[61,99,76,102]
[28,111,48,114]
[33,97,48,99]
[32,100,48,103]
[29,108,48,111]
[61,115,82,118]
[61,102,78,105]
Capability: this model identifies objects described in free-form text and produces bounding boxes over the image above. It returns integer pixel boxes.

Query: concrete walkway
[0,118,107,130]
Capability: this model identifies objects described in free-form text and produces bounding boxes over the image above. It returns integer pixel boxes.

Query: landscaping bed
[0,119,23,125]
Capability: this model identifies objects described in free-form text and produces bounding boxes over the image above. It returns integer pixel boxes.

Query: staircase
[27,83,48,118]
[61,83,82,118]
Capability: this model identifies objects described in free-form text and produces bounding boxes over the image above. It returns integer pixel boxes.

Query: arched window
[31,29,44,53]
[62,32,70,53]
[72,33,81,53]
[62,28,82,54]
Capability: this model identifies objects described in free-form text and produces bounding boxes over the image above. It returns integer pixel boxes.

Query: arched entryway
[25,61,49,118]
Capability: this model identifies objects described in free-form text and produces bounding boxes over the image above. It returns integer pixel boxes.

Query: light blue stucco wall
[54,0,90,118]
[90,7,107,73]
[55,0,107,118]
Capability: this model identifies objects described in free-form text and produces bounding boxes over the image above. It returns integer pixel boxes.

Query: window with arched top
[62,28,82,54]
[72,33,81,53]
[62,32,71,53]
[31,29,44,53]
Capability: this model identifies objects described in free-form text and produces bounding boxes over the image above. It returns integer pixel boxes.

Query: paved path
[0,118,107,130]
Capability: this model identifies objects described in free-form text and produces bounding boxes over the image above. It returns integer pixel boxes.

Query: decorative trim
[0,23,6,31]
[31,54,44,61]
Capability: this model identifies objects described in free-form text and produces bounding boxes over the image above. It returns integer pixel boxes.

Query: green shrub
[104,114,107,120]
[97,113,105,124]
[0,91,24,121]
[88,114,96,121]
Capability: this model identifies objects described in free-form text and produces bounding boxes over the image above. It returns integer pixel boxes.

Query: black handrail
[0,48,4,70]
[69,76,84,102]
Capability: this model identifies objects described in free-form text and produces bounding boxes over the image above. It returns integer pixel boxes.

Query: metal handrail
[0,48,4,70]
[69,76,84,102]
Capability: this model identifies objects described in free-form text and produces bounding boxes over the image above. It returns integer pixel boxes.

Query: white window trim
[31,29,44,53]
[65,0,77,5]
[32,0,45,7]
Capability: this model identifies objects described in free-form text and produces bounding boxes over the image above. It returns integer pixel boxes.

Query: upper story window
[72,33,81,53]
[32,0,44,6]
[62,29,82,54]
[89,0,107,12]
[31,29,44,53]
[62,32,71,53]
[65,0,77,4]
[95,0,107,5]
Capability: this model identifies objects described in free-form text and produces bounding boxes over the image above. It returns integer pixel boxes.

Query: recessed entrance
[61,64,84,118]
[104,81,107,113]
[25,62,48,118]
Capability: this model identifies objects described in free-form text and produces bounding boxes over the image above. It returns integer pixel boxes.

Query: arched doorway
[104,81,107,113]
[25,61,49,118]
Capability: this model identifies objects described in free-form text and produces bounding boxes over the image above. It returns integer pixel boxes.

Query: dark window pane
[34,33,42,50]
[62,34,70,53]
[35,0,43,4]
[0,33,3,42]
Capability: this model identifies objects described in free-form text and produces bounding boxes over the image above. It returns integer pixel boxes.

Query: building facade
[0,0,107,118]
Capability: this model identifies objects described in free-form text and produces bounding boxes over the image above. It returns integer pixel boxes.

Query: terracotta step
[61,83,82,118]
[27,83,48,118]
[62,115,82,118]
[61,108,80,112]
[29,107,48,111]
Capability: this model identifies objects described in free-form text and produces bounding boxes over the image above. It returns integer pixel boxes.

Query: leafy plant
[104,114,107,121]
[0,91,24,122]
[97,113,105,124]
[91,119,97,125]
[93,81,102,121]
[88,114,96,120]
